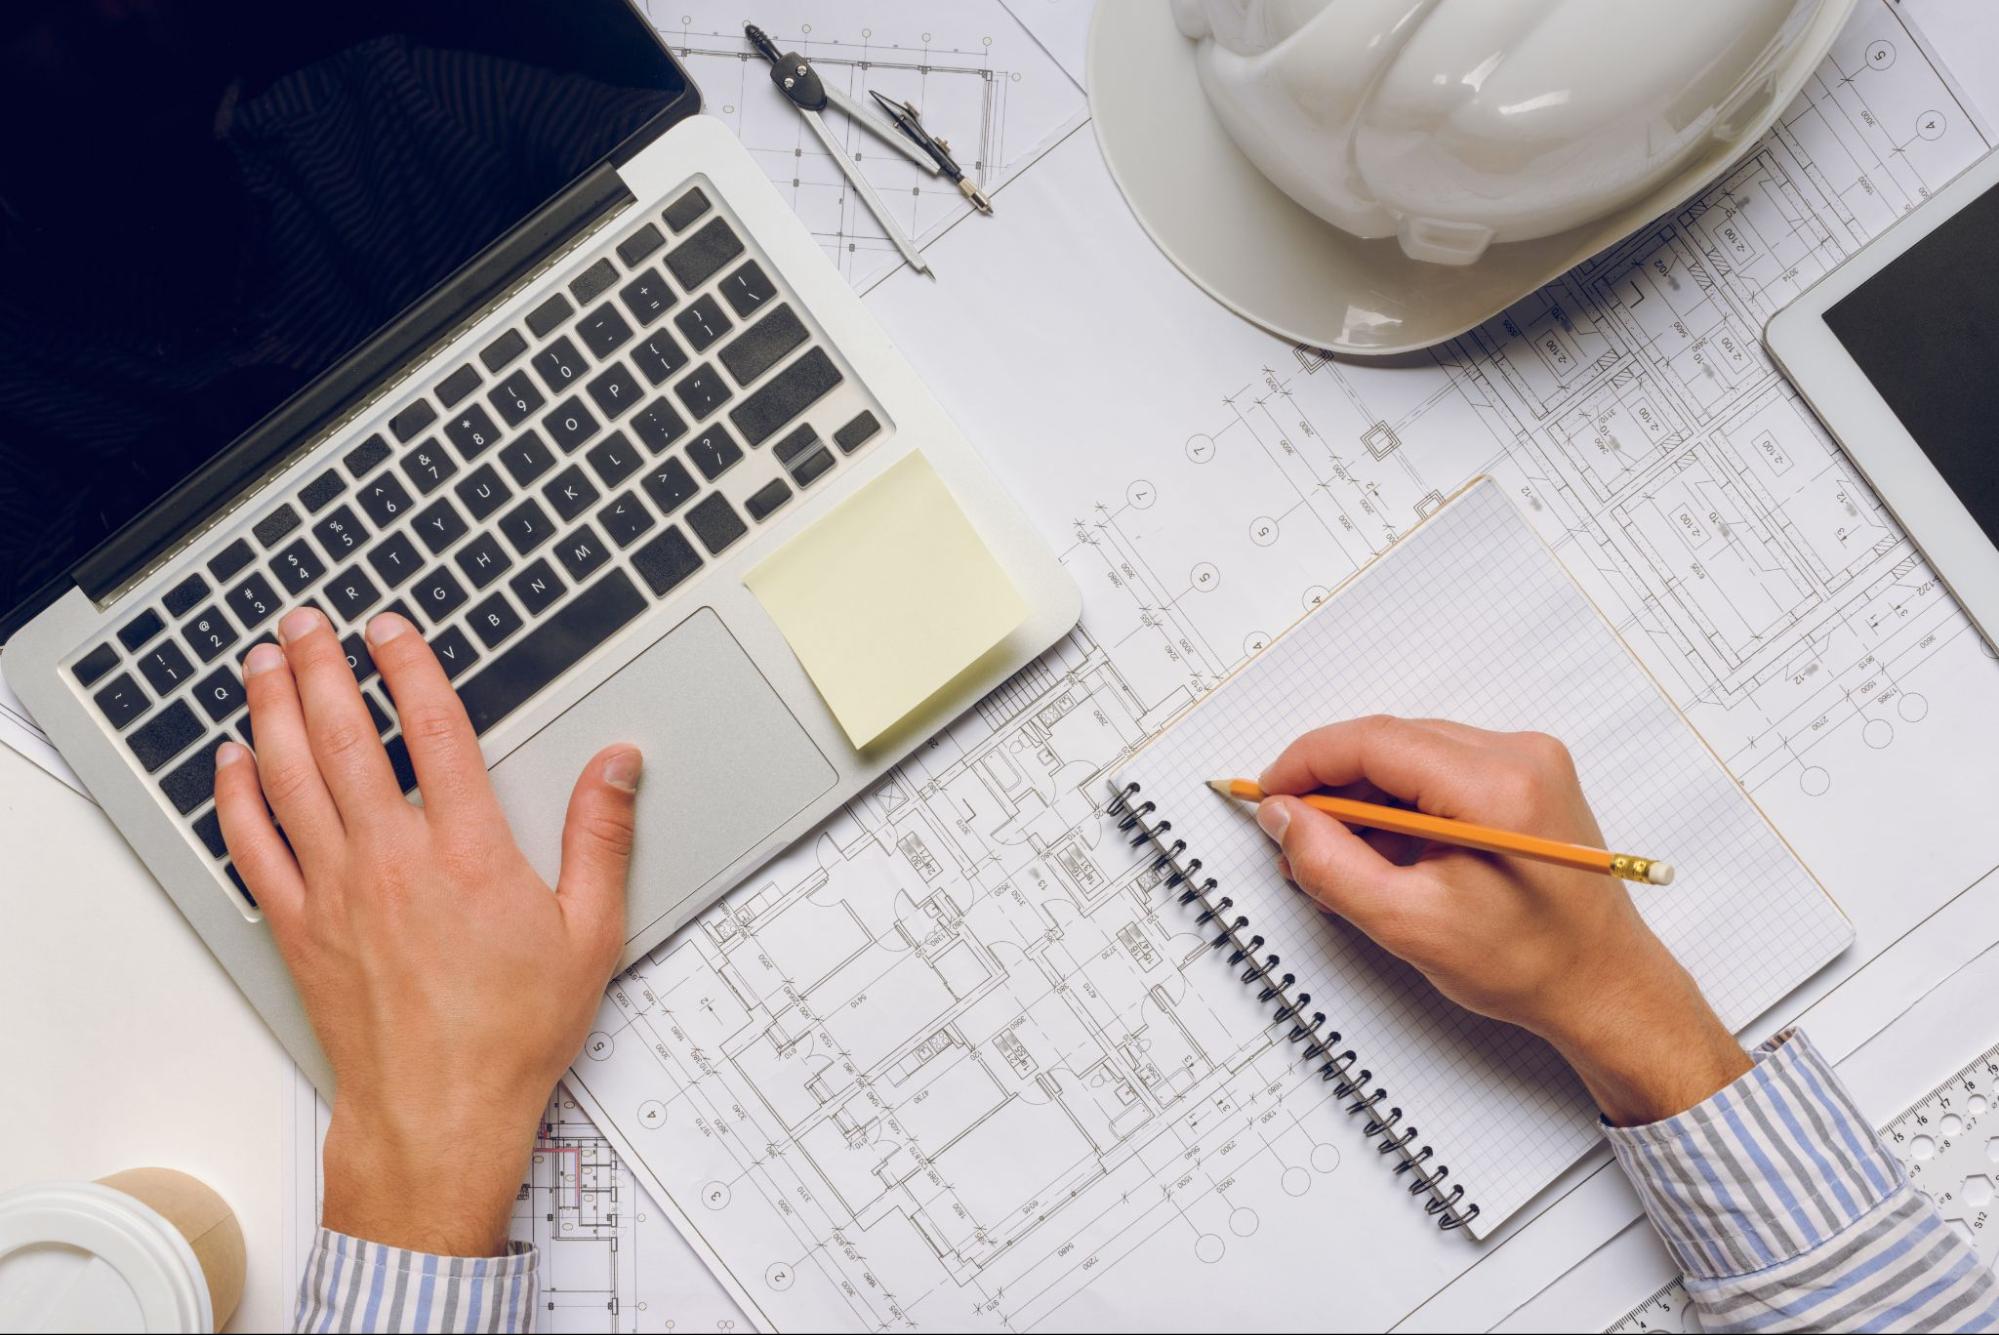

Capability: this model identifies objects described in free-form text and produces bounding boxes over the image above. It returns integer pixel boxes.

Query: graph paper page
[1116,479,1853,1236]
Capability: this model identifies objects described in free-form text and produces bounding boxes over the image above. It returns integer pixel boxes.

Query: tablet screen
[1823,181,1999,545]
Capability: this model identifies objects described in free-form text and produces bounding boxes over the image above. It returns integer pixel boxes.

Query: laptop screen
[0,1,687,628]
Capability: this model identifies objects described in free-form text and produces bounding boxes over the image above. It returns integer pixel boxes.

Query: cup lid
[0,1181,210,1333]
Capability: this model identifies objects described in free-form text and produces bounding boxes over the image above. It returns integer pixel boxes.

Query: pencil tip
[1207,779,1235,796]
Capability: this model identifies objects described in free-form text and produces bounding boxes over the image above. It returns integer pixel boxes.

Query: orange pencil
[1207,779,1674,885]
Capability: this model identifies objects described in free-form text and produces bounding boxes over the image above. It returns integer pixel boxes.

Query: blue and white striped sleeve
[1604,1028,1999,1332]
[292,1228,537,1333]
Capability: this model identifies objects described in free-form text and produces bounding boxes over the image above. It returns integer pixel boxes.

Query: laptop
[0,1,1078,1092]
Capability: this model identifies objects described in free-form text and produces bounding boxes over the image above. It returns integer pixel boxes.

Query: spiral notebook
[1111,479,1852,1239]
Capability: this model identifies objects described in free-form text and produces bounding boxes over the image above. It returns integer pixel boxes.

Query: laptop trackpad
[489,607,837,944]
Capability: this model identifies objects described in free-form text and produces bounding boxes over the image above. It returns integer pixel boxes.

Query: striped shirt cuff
[293,1229,537,1333]
[1602,1028,1903,1282]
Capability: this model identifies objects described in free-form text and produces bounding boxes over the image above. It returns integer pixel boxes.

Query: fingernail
[603,747,643,793]
[1256,798,1290,841]
[216,740,249,767]
[278,606,322,644]
[244,643,284,677]
[366,611,411,645]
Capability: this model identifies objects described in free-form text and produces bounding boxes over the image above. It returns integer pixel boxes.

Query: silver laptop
[0,2,1077,1092]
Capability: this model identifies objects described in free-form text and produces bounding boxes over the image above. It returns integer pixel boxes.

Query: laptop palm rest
[488,606,837,945]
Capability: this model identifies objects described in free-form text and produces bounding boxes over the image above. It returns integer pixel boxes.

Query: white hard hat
[1088,0,1856,353]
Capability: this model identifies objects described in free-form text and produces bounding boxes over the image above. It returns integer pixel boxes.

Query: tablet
[1767,147,1999,645]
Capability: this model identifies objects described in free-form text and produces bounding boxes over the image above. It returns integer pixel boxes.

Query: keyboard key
[365,691,394,736]
[720,260,777,317]
[631,400,688,454]
[545,395,603,454]
[468,593,524,649]
[686,493,748,556]
[686,426,744,481]
[364,531,424,588]
[597,492,656,548]
[617,223,666,266]
[312,504,368,561]
[412,497,471,554]
[719,305,806,386]
[383,734,419,793]
[436,363,483,409]
[499,497,557,557]
[480,328,529,372]
[236,632,277,668]
[223,862,258,908]
[208,539,256,582]
[745,478,792,521]
[253,504,302,548]
[570,258,619,305]
[443,404,501,460]
[325,567,382,623]
[533,336,589,395]
[160,741,220,815]
[488,370,547,427]
[453,464,511,523]
[235,712,256,745]
[834,410,882,453]
[401,441,459,494]
[431,626,480,680]
[163,573,209,618]
[270,539,326,595]
[356,473,414,527]
[640,456,699,516]
[411,567,469,623]
[631,526,703,597]
[192,666,245,722]
[73,642,119,686]
[555,525,610,582]
[456,571,645,734]
[499,429,559,487]
[672,364,732,420]
[674,294,732,353]
[526,292,573,339]
[578,304,634,359]
[389,399,438,443]
[129,700,202,771]
[299,470,345,514]
[118,608,166,652]
[340,632,376,684]
[731,348,843,446]
[509,559,566,616]
[138,639,195,694]
[543,465,600,523]
[343,433,393,478]
[792,444,837,488]
[93,672,150,729]
[585,362,643,420]
[183,606,238,663]
[453,532,513,590]
[773,424,820,466]
[619,269,674,326]
[630,329,689,386]
[665,216,743,290]
[226,572,281,628]
[192,809,228,858]
[663,187,711,232]
[584,432,642,489]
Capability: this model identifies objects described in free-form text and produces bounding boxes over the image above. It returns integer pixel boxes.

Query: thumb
[1256,796,1407,931]
[557,745,642,965]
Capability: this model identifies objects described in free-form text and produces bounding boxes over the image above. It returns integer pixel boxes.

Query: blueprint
[552,1,1999,1329]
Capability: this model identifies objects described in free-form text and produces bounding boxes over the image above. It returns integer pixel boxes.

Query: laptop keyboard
[65,182,887,913]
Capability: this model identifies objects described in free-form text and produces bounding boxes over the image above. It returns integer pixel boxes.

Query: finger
[1257,796,1428,934]
[365,612,497,824]
[555,746,642,971]
[241,640,344,859]
[276,606,401,820]
[1257,715,1500,819]
[212,740,305,924]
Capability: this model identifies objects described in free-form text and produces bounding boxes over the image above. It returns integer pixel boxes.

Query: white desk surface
[0,742,292,1332]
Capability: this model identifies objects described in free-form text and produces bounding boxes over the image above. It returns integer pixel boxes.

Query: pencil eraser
[1646,862,1675,886]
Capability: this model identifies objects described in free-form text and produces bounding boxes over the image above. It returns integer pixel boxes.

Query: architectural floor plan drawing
[562,3,1999,1330]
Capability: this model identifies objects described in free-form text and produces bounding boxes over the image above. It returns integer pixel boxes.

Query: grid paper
[1114,480,1853,1238]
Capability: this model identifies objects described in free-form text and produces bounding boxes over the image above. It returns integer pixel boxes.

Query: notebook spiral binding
[1108,780,1480,1233]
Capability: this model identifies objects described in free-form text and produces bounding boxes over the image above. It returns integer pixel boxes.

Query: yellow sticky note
[746,451,1027,748]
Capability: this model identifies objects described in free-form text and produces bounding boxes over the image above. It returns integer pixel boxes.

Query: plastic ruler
[1607,1040,1999,1332]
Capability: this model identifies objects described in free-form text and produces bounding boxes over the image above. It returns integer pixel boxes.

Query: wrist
[321,1096,540,1256]
[1538,956,1751,1126]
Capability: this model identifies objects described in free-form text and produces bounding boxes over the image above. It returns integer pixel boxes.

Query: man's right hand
[1253,716,1750,1125]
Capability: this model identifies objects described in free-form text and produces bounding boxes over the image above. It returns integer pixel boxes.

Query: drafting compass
[745,23,995,276]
